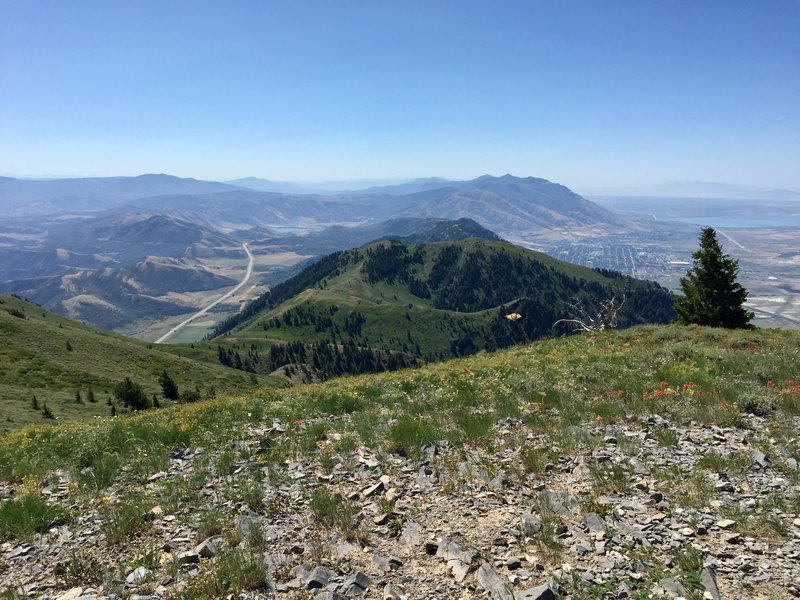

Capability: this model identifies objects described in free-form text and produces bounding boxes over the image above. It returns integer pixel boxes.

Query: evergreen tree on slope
[674,227,753,328]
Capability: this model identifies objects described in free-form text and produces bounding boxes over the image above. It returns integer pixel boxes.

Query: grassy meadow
[2,323,798,487]
[0,295,282,432]
[1,323,799,599]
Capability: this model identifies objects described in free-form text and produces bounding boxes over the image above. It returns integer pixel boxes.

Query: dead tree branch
[553,294,625,332]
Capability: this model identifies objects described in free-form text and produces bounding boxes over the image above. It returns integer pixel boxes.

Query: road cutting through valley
[154,243,254,344]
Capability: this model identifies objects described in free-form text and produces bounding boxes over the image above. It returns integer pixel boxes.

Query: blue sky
[1,1,798,191]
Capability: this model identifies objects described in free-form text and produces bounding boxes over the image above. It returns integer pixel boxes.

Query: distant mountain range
[0,214,503,331]
[0,173,242,216]
[0,172,642,333]
[0,173,631,235]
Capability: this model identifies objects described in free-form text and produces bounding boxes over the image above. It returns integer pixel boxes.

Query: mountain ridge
[1,173,642,334]
[211,238,675,381]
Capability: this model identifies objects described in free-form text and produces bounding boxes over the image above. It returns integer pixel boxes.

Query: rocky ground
[2,408,798,600]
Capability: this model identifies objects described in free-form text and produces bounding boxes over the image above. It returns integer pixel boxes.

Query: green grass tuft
[0,492,70,538]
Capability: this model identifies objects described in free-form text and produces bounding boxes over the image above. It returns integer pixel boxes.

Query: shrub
[41,403,55,419]
[521,446,552,474]
[179,552,269,599]
[387,415,442,460]
[674,227,753,328]
[100,497,150,545]
[0,493,69,538]
[317,393,364,415]
[196,508,228,542]
[309,488,360,537]
[180,387,202,403]
[159,370,179,401]
[113,378,151,411]
[77,452,121,490]
[736,392,775,417]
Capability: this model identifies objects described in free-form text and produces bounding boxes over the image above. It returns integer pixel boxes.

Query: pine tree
[674,227,753,328]
[158,369,179,401]
[41,403,55,419]
[31,395,39,410]
[113,377,151,411]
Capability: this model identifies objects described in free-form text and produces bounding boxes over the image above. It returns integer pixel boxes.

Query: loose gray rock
[192,535,222,558]
[515,581,556,600]
[716,518,736,529]
[582,512,606,533]
[383,583,408,599]
[307,565,333,589]
[125,566,150,586]
[522,513,543,536]
[176,550,200,565]
[363,480,385,498]
[752,449,771,470]
[448,559,471,582]
[538,490,579,516]
[701,566,721,600]
[658,576,686,598]
[341,571,373,596]
[476,562,514,600]
[234,514,264,537]
[401,520,422,547]
[436,537,478,565]
[373,553,403,574]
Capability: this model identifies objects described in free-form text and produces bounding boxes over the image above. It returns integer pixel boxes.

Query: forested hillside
[212,239,674,381]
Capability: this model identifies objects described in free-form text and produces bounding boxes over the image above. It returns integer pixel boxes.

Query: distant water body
[659,215,800,228]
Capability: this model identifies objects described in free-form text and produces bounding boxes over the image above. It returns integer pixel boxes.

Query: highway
[154,243,254,344]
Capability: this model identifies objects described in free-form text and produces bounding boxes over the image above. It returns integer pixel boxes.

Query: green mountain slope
[0,295,282,432]
[215,239,675,380]
[1,324,798,599]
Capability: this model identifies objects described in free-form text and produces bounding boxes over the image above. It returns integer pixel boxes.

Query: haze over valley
[1,172,798,338]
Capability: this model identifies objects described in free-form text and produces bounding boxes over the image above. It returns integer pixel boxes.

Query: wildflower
[294,419,302,426]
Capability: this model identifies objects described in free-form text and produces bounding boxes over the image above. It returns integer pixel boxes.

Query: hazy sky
[2,1,798,191]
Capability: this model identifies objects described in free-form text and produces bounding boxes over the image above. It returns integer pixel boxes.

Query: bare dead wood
[553,294,625,332]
